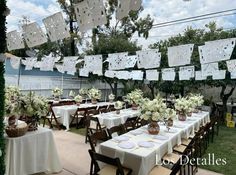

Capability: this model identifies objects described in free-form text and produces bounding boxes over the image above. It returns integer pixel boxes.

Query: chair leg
[76,116,79,129]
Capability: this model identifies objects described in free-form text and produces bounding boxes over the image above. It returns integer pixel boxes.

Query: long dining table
[52,102,114,130]
[99,111,210,175]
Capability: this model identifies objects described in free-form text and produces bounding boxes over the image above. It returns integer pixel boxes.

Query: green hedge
[0,0,6,174]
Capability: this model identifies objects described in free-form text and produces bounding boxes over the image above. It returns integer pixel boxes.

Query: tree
[150,22,236,119]
[0,1,7,173]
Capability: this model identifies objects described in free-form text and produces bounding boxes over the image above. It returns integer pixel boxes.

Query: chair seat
[46,115,61,119]
[181,138,192,146]
[98,164,131,175]
[173,144,187,153]
[149,166,172,175]
[162,153,180,164]
[89,123,106,130]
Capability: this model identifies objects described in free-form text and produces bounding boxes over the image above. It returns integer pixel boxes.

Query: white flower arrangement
[108,93,115,100]
[87,88,102,100]
[74,95,83,103]
[140,97,167,121]
[188,94,204,108]
[174,97,193,114]
[52,87,63,97]
[69,90,76,97]
[5,86,21,117]
[126,89,144,105]
[79,88,88,96]
[165,108,177,120]
[114,101,123,110]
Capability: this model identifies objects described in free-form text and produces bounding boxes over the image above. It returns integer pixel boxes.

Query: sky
[6,0,236,49]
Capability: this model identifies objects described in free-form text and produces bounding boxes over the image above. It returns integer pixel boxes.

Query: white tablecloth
[5,127,62,175]
[53,102,114,130]
[96,109,140,129]
[99,111,210,175]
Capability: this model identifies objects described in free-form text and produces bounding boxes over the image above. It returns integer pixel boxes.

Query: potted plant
[175,97,192,121]
[79,88,88,98]
[114,101,123,114]
[108,93,115,103]
[126,89,143,110]
[140,97,166,135]
[188,94,204,113]
[165,108,176,127]
[87,88,102,104]
[74,95,83,106]
[52,87,63,100]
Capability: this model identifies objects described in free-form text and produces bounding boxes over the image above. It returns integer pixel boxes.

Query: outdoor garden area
[0,0,236,175]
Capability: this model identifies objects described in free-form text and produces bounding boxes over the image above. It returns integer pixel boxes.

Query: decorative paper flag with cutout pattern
[179,66,195,80]
[84,55,103,73]
[168,44,194,67]
[212,70,226,80]
[55,63,64,73]
[136,49,161,69]
[6,30,24,51]
[195,71,207,80]
[162,68,176,81]
[130,70,143,80]
[107,52,128,70]
[105,70,116,78]
[201,62,219,77]
[116,71,130,80]
[125,55,137,68]
[39,55,60,71]
[10,55,21,69]
[22,22,47,48]
[79,68,89,77]
[146,70,159,81]
[22,57,37,70]
[43,12,70,42]
[230,72,236,79]
[199,38,236,64]
[116,0,131,20]
[226,59,236,72]
[63,56,78,75]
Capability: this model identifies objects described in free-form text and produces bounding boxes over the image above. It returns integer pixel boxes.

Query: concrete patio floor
[49,130,223,175]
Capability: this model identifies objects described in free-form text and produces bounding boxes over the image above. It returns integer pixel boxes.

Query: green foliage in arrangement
[0,0,6,173]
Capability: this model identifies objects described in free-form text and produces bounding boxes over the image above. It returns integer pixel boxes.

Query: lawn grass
[69,127,86,136]
[199,125,236,175]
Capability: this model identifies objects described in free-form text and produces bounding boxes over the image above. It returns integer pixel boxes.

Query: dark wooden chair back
[124,117,138,132]
[88,131,109,152]
[107,125,126,139]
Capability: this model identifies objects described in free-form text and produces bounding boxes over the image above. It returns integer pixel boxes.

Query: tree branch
[220,85,226,100]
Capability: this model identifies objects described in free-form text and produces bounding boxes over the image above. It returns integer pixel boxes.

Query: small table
[216,102,236,112]
[5,127,62,175]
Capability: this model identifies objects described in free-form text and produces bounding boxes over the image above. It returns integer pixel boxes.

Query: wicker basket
[5,123,28,138]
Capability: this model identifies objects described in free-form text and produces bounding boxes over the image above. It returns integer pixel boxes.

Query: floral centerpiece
[140,97,167,135]
[108,93,115,102]
[126,89,143,110]
[87,88,101,104]
[74,95,83,105]
[79,88,88,96]
[188,94,204,113]
[52,87,63,100]
[165,108,176,127]
[114,101,123,114]
[175,97,192,121]
[69,90,76,98]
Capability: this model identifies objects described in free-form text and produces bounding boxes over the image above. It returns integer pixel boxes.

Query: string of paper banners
[9,38,236,80]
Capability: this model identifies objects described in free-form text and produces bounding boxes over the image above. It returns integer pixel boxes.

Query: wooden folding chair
[43,103,61,130]
[107,124,126,139]
[70,108,86,129]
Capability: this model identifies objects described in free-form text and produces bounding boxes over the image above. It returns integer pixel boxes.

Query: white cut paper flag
[40,56,59,71]
[107,52,128,70]
[130,0,142,11]
[88,0,107,27]
[162,68,176,81]
[22,22,47,48]
[226,59,236,72]
[201,62,219,77]
[10,56,21,69]
[79,68,89,77]
[136,49,161,69]
[179,66,195,80]
[43,12,70,42]
[199,38,236,64]
[168,44,194,67]
[146,70,159,81]
[84,55,103,73]
[105,70,116,78]
[231,72,236,79]
[212,70,226,80]
[130,70,143,80]
[74,1,93,33]
[63,56,78,75]
[125,55,137,68]
[22,57,37,70]
[116,71,130,80]
[116,0,131,20]
[195,71,207,80]
[6,30,24,51]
